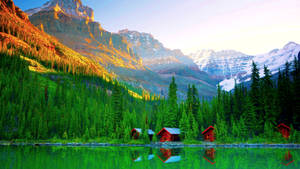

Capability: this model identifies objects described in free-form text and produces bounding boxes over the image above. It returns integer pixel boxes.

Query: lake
[0,146,299,169]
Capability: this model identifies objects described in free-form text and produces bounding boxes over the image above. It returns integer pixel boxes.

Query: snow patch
[219,78,239,91]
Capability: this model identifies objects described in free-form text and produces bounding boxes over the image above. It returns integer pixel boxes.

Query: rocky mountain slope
[26,0,144,71]
[0,0,110,77]
[190,42,300,91]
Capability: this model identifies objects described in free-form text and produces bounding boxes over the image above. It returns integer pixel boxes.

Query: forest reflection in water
[0,146,299,169]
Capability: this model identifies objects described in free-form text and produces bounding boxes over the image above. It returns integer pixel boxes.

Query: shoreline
[1,142,300,148]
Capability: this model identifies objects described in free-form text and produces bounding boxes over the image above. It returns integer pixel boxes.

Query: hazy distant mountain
[119,29,196,71]
[119,29,218,98]
[189,42,300,91]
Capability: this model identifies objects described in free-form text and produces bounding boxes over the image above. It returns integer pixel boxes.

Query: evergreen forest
[0,52,299,143]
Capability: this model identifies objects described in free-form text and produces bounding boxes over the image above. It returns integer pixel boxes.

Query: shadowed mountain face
[26,0,218,98]
[0,0,110,76]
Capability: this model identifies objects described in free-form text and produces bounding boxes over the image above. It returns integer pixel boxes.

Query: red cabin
[277,123,290,139]
[202,126,215,142]
[157,128,180,142]
[131,128,154,140]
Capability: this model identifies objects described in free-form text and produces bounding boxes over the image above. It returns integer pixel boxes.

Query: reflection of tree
[282,151,294,166]
[203,148,216,165]
[130,150,140,162]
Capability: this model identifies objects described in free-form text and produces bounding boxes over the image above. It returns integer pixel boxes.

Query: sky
[14,0,300,55]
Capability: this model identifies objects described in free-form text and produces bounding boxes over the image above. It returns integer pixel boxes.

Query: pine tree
[179,109,189,140]
[262,65,277,125]
[242,95,257,136]
[165,77,178,127]
[250,61,263,133]
[112,82,123,130]
[293,56,300,128]
[192,85,200,118]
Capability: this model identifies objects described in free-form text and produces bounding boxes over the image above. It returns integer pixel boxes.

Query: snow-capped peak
[216,42,300,91]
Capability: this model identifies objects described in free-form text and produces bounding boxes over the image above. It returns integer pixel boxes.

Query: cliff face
[0,0,29,22]
[27,0,144,70]
[0,0,110,77]
[26,0,94,22]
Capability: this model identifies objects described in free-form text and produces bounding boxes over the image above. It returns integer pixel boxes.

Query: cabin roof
[157,127,180,135]
[202,126,214,134]
[277,123,290,130]
[133,128,154,135]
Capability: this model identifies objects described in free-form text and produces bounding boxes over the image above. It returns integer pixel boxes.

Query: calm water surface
[0,146,299,169]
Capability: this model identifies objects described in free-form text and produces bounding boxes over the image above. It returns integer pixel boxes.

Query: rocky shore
[1,141,300,148]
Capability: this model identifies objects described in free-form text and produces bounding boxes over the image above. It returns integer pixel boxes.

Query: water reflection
[157,148,181,163]
[1,146,299,169]
[203,148,216,165]
[282,151,294,166]
[131,149,154,162]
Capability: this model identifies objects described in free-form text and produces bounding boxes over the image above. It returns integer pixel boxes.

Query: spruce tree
[165,77,178,127]
[242,95,257,136]
[179,109,189,140]
[250,61,263,133]
[293,56,300,128]
[262,65,277,125]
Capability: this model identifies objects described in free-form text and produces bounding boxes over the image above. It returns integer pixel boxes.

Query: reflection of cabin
[157,148,181,163]
[131,128,154,140]
[202,126,215,142]
[277,123,290,139]
[282,151,294,166]
[132,155,154,162]
[203,148,216,165]
[157,128,180,142]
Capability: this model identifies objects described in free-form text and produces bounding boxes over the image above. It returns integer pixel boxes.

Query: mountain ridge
[189,42,300,91]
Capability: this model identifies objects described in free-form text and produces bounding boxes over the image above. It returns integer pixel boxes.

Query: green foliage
[1,52,299,144]
[165,76,178,128]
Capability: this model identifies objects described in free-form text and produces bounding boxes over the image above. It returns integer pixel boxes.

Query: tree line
[0,52,299,143]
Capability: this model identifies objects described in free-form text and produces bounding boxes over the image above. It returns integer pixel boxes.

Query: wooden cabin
[157,127,180,142]
[157,148,181,163]
[131,128,154,140]
[202,126,215,142]
[277,123,290,139]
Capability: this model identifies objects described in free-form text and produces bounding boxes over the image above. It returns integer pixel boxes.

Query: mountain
[119,29,218,98]
[26,0,94,21]
[26,0,144,71]
[118,29,196,71]
[190,42,300,91]
[26,0,218,98]
[0,0,110,77]
[189,50,254,80]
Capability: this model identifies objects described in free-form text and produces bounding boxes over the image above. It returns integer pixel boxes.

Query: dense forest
[0,52,299,143]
